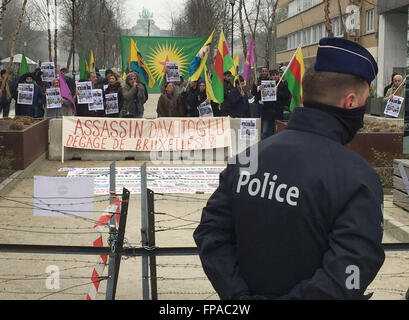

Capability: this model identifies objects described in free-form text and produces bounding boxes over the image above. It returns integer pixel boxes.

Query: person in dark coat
[156,82,184,117]
[228,76,250,118]
[104,72,123,118]
[218,71,235,117]
[251,67,270,118]
[260,69,291,139]
[0,69,12,117]
[191,79,210,117]
[193,37,385,300]
[13,73,46,118]
[181,80,199,117]
[76,72,104,117]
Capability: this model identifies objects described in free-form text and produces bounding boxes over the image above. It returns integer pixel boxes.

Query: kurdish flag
[120,36,206,93]
[211,30,234,104]
[189,30,214,81]
[283,46,305,112]
[128,38,156,88]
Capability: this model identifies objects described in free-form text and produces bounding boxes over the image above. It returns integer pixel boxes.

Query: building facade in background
[276,0,409,98]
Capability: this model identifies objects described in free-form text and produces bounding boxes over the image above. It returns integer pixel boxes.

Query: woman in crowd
[45,78,75,118]
[156,82,184,117]
[76,72,104,117]
[13,72,45,118]
[121,72,146,118]
[104,72,123,118]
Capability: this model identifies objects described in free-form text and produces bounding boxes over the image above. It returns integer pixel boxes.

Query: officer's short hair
[302,68,368,104]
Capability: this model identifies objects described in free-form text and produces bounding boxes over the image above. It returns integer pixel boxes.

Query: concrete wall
[377,12,408,97]
[49,118,261,163]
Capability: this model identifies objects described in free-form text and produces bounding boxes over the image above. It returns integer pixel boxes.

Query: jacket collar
[286,105,349,144]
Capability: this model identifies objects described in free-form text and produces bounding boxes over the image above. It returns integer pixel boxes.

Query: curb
[0,153,46,197]
[384,213,409,243]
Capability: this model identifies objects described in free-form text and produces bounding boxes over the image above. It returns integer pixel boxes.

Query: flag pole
[277,46,301,87]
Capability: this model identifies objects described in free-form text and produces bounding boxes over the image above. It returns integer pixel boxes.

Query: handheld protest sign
[76,81,93,104]
[17,83,34,105]
[384,95,404,118]
[165,62,181,83]
[261,80,277,102]
[105,93,119,115]
[41,62,56,82]
[46,87,62,109]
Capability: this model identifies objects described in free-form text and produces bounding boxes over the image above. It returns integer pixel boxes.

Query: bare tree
[59,0,123,71]
[259,0,279,68]
[324,0,334,37]
[0,0,28,100]
[0,0,14,29]
[242,0,262,39]
[54,0,58,66]
[238,0,247,60]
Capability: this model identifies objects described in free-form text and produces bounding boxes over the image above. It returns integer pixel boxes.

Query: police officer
[193,37,385,300]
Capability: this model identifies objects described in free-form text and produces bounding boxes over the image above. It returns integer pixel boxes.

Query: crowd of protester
[0,65,293,139]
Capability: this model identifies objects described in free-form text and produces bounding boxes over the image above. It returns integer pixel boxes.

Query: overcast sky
[123,0,187,31]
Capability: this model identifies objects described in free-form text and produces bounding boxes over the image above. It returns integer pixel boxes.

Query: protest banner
[46,87,62,109]
[63,166,225,195]
[17,83,34,105]
[76,81,93,104]
[89,89,104,111]
[384,95,405,118]
[41,62,56,82]
[165,62,181,82]
[62,117,231,154]
[261,80,277,102]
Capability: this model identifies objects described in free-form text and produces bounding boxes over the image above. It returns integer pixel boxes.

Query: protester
[134,71,148,111]
[120,72,146,118]
[194,37,385,300]
[181,80,199,117]
[385,73,404,100]
[228,75,250,118]
[104,72,123,118]
[33,68,49,94]
[251,67,270,118]
[383,73,398,97]
[218,71,234,116]
[60,68,76,97]
[259,69,291,139]
[13,72,46,118]
[156,82,184,117]
[174,75,187,96]
[0,69,12,118]
[45,78,75,118]
[76,72,103,117]
[384,73,405,118]
[193,80,211,117]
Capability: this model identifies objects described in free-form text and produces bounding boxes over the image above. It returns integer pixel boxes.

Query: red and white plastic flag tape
[86,197,121,300]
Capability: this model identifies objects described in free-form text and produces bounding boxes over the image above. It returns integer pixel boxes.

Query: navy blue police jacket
[193,106,385,300]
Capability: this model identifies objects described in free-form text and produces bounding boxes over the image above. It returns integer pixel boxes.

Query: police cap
[314,37,378,85]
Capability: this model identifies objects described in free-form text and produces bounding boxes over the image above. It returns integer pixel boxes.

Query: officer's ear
[342,92,358,110]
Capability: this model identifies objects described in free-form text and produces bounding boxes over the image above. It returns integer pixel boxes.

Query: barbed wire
[38,278,109,300]
[0,226,109,235]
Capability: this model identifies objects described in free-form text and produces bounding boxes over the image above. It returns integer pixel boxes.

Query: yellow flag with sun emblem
[120,36,207,93]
